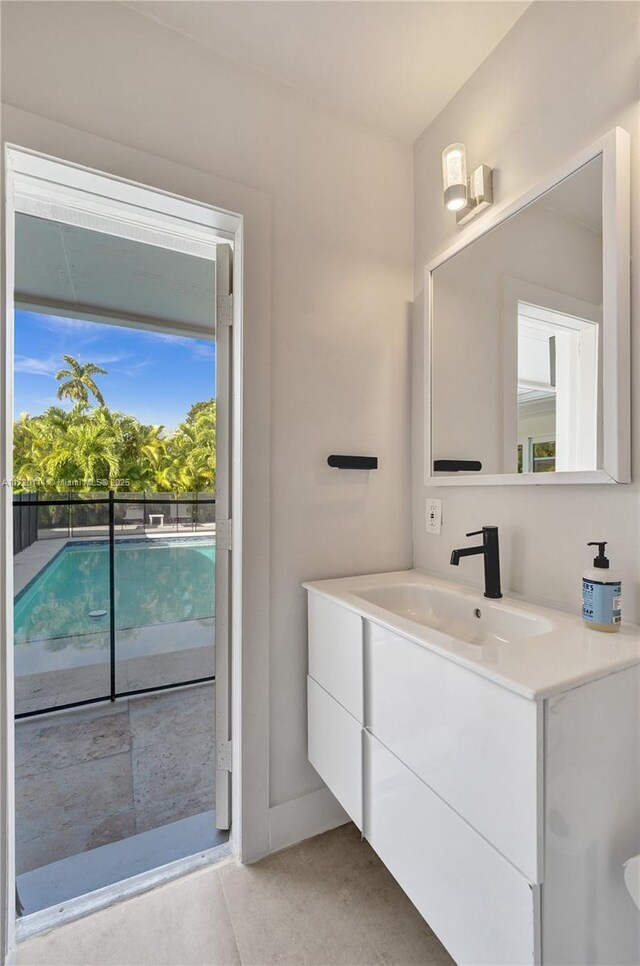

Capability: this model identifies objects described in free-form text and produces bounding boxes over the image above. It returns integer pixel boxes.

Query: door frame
[1,145,250,956]
[502,276,602,474]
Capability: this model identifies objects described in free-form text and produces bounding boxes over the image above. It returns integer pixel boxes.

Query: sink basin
[355,582,552,646]
[304,568,640,699]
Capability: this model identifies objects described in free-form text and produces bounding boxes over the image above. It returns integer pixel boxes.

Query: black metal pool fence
[12,491,216,719]
[13,492,38,554]
[13,489,216,548]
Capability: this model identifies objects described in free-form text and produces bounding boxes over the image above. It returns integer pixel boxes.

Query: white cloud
[84,352,128,365]
[142,331,215,360]
[43,316,96,331]
[190,342,216,361]
[115,360,151,377]
[14,350,126,376]
[14,355,59,376]
[150,333,194,346]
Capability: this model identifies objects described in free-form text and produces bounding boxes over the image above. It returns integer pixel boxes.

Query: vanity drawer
[364,732,538,966]
[366,621,541,882]
[308,592,363,720]
[307,676,362,829]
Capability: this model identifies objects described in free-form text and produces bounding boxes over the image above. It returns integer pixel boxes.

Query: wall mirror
[425,128,630,486]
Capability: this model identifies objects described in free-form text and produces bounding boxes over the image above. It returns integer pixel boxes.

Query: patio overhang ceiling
[15,214,216,341]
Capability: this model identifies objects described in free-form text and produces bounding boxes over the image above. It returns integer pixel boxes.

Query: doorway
[3,148,240,934]
[517,300,600,473]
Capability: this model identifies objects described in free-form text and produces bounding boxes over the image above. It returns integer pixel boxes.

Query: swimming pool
[14,537,216,645]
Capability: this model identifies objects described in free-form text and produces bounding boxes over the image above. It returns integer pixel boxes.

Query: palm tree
[164,402,216,492]
[117,417,167,491]
[55,355,107,410]
[41,406,72,432]
[13,417,57,485]
[44,419,121,486]
[14,355,216,496]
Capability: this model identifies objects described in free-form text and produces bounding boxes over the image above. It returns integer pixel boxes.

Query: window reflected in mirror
[430,154,603,478]
[517,300,598,473]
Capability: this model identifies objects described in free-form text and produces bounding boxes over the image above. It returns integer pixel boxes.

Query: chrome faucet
[450,526,502,599]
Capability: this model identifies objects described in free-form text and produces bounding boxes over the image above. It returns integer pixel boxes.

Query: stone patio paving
[15,683,216,875]
[15,626,214,716]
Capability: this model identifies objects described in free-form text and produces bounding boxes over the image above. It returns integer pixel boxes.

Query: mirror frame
[424,127,630,486]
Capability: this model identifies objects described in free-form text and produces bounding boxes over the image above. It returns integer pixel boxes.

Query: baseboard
[269,787,350,854]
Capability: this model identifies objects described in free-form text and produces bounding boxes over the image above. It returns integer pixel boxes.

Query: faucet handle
[466,526,498,538]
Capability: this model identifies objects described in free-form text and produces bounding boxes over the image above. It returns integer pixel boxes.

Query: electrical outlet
[426,498,442,535]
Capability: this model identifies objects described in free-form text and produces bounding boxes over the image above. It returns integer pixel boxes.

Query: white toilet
[624,855,640,910]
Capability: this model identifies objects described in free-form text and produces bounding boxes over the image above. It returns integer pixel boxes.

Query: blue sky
[14,311,216,430]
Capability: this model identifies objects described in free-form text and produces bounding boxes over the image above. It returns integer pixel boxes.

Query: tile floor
[17,824,455,966]
[16,684,216,873]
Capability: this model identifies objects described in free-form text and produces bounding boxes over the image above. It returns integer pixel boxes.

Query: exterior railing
[26,490,216,541]
[13,491,216,719]
[13,492,38,555]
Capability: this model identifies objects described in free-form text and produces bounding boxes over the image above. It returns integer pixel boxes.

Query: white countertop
[303,569,640,700]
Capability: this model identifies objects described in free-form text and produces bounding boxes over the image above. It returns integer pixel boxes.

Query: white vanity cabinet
[307,594,364,829]
[364,731,538,966]
[366,620,541,884]
[305,581,640,966]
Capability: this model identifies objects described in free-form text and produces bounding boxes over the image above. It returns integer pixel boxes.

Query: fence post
[13,494,20,555]
[12,492,40,555]
[109,490,116,701]
[30,492,37,547]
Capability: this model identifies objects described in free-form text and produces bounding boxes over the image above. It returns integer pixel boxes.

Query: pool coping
[14,543,68,604]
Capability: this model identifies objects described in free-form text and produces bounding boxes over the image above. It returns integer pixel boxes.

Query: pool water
[14,538,216,644]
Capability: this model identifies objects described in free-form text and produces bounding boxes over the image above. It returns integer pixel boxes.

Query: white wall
[413,1,640,620]
[1,0,413,854]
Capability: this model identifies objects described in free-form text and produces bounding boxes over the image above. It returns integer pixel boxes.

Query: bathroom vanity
[304,571,640,966]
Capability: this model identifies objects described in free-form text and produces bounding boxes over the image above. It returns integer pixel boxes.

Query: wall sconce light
[441,143,493,225]
[442,143,467,212]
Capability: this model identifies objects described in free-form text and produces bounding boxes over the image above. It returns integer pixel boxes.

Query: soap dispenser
[582,542,621,632]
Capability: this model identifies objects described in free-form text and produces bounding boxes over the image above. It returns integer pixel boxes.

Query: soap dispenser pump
[582,542,621,632]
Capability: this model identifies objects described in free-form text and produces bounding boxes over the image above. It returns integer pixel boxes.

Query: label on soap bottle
[582,579,622,625]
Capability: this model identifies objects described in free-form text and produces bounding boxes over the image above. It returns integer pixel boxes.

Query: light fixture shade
[442,143,467,211]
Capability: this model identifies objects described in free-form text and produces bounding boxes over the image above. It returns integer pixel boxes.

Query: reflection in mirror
[517,301,598,473]
[431,155,603,477]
